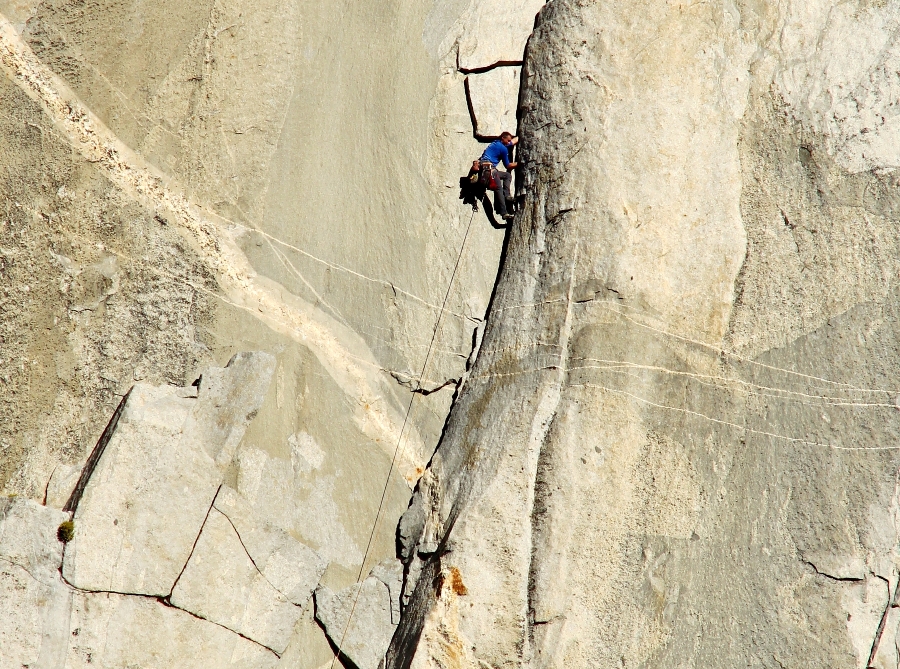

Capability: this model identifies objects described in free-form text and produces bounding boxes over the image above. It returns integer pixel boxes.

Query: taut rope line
[328,207,479,669]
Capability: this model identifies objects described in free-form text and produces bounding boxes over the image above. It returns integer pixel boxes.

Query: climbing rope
[328,207,478,669]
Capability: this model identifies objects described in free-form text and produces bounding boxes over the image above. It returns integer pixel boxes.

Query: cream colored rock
[67,590,278,668]
[315,574,396,669]
[466,67,520,138]
[186,352,277,466]
[170,508,301,654]
[62,382,215,595]
[844,576,891,669]
[236,446,364,571]
[370,558,404,624]
[44,463,80,510]
[873,605,900,669]
[0,496,67,582]
[389,1,900,668]
[0,0,523,665]
[169,485,326,653]
[213,486,327,605]
[63,353,274,596]
[456,0,546,71]
[274,599,335,669]
[0,497,71,669]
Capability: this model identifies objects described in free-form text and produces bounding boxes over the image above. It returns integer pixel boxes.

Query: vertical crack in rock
[522,240,578,664]
[62,388,132,514]
[0,14,427,484]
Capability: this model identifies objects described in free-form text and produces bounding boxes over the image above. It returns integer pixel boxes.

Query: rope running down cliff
[329,207,478,669]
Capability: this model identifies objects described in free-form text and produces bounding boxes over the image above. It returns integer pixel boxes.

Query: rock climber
[479,131,518,221]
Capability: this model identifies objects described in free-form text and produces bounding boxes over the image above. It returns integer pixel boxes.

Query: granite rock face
[390,1,900,668]
[0,0,543,664]
[63,352,275,596]
[170,507,303,654]
[466,67,521,139]
[170,486,327,654]
[0,497,71,669]
[66,591,280,669]
[6,0,899,667]
[315,560,403,669]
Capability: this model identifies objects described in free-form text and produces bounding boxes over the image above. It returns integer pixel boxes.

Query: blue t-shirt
[481,140,511,168]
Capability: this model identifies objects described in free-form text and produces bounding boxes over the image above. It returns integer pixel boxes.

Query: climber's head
[500,131,514,145]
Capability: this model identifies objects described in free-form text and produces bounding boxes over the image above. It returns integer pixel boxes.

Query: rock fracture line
[0,14,426,483]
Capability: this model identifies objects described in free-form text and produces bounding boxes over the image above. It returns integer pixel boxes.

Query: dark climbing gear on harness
[478,161,496,189]
[459,163,486,211]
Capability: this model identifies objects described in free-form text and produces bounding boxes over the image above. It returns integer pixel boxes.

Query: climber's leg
[492,169,512,218]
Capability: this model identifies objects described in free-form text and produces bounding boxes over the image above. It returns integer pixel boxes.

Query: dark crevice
[321,632,363,669]
[42,467,53,506]
[532,615,564,626]
[390,372,460,396]
[168,484,222,598]
[56,505,281,658]
[64,387,133,514]
[458,60,524,75]
[58,565,280,657]
[58,567,167,600]
[801,560,866,583]
[386,195,516,669]
[385,556,442,669]
[313,593,359,669]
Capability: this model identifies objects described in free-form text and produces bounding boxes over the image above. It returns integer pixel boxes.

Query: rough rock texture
[390,1,900,668]
[171,508,303,654]
[14,0,900,666]
[67,591,279,669]
[0,0,544,665]
[0,495,283,669]
[455,0,546,71]
[212,486,328,607]
[63,352,274,596]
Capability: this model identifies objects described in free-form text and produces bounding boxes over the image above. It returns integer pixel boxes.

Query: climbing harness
[328,207,478,669]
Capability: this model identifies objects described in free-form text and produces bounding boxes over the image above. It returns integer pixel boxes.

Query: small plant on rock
[57,520,75,543]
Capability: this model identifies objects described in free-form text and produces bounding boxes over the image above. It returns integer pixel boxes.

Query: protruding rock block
[182,352,277,467]
[170,486,326,654]
[466,67,521,139]
[0,496,67,582]
[170,509,301,654]
[314,562,401,669]
[213,486,327,605]
[369,558,403,624]
[62,352,275,597]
